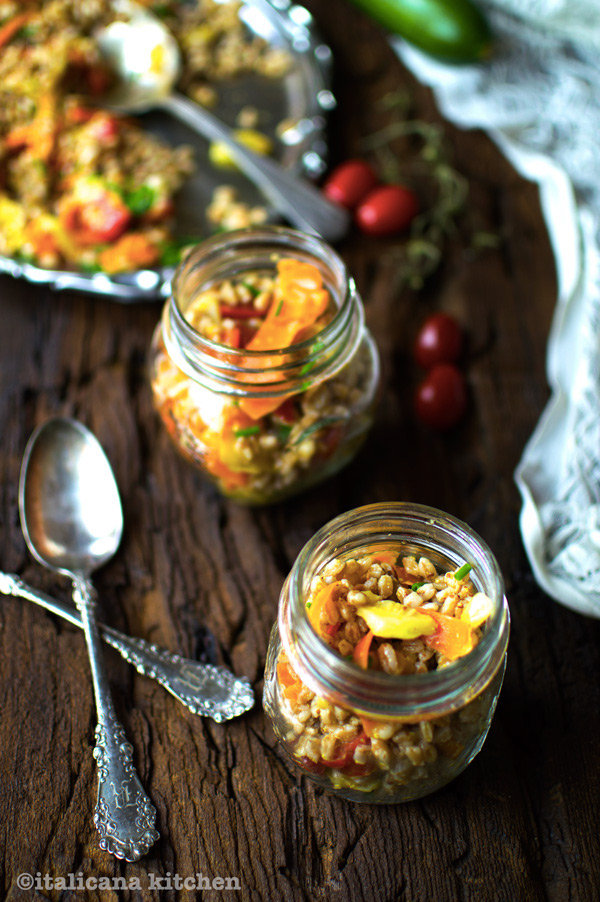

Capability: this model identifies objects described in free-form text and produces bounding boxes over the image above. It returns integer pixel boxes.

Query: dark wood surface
[1,3,599,900]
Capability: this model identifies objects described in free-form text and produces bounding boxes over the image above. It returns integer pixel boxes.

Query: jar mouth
[281,502,510,719]
[164,226,363,397]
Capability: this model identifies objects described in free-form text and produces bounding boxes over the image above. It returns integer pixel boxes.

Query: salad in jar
[150,228,380,504]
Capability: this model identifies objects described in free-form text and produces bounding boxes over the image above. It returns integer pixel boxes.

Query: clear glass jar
[149,226,380,504]
[263,503,510,803]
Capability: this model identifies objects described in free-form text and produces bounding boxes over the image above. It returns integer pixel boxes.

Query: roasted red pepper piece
[220,304,262,320]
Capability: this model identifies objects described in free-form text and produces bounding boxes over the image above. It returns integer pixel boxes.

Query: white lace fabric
[392,1,600,617]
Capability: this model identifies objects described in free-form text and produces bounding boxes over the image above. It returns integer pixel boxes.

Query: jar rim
[163,226,365,397]
[280,502,510,719]
[170,225,355,362]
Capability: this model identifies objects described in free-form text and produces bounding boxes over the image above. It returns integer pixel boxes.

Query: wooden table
[1,3,599,900]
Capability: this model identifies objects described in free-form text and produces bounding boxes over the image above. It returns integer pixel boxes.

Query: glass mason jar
[263,503,510,803]
[149,226,380,504]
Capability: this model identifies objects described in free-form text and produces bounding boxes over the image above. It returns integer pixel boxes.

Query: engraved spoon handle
[71,575,159,862]
[0,572,253,722]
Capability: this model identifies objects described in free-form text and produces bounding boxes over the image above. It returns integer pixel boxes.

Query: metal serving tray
[0,0,334,301]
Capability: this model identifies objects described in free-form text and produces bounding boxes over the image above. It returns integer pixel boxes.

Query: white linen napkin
[391,1,600,617]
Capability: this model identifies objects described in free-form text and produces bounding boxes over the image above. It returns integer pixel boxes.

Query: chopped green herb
[274,299,283,316]
[293,416,346,446]
[454,563,472,581]
[276,424,292,444]
[231,399,241,408]
[151,3,172,17]
[125,184,156,216]
[241,281,260,298]
[306,601,313,609]
[299,359,316,377]
[298,380,312,394]
[15,24,37,40]
[159,242,182,268]
[411,581,426,591]
[234,425,261,438]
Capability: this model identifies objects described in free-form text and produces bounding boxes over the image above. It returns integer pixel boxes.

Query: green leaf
[410,581,426,591]
[234,426,261,438]
[159,242,182,267]
[124,184,156,216]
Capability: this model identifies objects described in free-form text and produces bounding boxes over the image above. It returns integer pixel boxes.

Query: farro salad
[0,0,288,273]
[150,257,378,503]
[276,549,495,796]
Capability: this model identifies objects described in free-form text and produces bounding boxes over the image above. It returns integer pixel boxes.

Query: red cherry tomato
[414,313,463,369]
[60,191,131,246]
[414,364,467,430]
[323,159,378,210]
[355,184,419,236]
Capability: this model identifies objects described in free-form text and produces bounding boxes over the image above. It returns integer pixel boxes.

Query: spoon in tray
[95,0,350,242]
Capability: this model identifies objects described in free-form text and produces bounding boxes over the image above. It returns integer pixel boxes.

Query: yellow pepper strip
[461,592,493,629]
[419,608,474,661]
[357,601,437,640]
[209,129,273,170]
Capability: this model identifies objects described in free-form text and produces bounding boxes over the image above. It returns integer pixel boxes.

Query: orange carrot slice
[239,259,329,420]
[0,13,31,48]
[360,716,382,738]
[419,608,474,661]
[353,630,374,669]
[307,583,339,636]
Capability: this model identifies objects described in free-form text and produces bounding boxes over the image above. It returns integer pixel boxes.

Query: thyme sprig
[359,92,471,290]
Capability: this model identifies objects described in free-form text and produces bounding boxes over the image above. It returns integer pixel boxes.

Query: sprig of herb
[234,426,261,438]
[358,92,472,291]
[292,416,346,446]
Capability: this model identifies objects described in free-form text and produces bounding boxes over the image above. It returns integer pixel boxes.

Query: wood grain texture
[1,2,599,900]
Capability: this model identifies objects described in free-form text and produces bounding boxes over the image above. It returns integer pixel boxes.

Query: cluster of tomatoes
[322,159,419,236]
[413,313,467,430]
[323,159,467,431]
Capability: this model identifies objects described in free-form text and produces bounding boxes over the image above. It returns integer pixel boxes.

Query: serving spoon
[96,0,350,242]
[0,571,254,721]
[19,418,158,862]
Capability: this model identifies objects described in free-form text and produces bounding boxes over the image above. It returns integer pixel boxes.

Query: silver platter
[0,0,333,301]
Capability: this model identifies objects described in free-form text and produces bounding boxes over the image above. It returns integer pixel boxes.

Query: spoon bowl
[95,0,350,241]
[19,418,122,578]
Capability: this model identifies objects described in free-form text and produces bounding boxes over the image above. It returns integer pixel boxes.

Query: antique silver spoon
[19,418,158,862]
[0,572,254,721]
[96,0,350,242]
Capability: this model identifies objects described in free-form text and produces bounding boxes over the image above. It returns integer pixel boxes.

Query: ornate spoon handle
[71,575,159,862]
[0,572,254,721]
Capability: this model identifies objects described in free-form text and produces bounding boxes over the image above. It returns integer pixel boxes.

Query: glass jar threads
[263,503,510,803]
[149,226,380,504]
